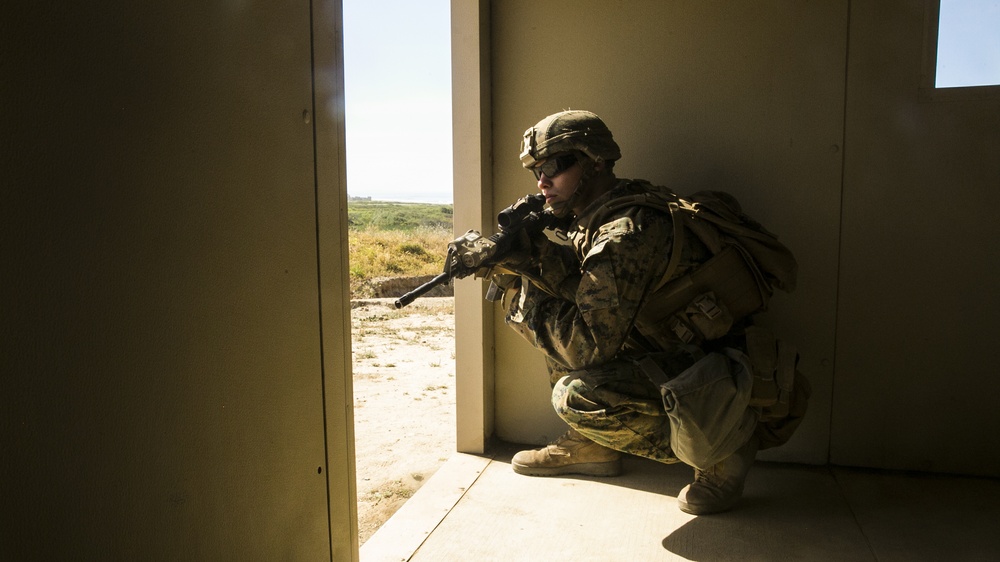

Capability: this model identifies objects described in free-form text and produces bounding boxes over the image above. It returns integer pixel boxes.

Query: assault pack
[591,181,798,349]
[597,182,806,460]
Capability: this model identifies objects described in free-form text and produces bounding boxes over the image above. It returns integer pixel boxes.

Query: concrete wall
[1,1,358,560]
[454,0,1000,475]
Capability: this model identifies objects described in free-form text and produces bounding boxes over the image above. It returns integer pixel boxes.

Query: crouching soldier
[486,110,809,514]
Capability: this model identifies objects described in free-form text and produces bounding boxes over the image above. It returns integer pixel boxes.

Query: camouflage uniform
[503,109,808,514]
[506,179,717,464]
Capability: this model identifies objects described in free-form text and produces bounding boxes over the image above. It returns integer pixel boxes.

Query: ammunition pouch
[744,326,799,422]
[634,245,766,347]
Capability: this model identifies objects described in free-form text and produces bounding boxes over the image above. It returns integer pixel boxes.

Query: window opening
[935,0,1000,88]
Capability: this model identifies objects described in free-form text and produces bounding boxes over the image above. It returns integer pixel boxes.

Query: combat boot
[511,429,622,477]
[676,436,758,515]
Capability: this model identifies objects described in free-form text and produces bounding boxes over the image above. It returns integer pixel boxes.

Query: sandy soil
[350,297,456,545]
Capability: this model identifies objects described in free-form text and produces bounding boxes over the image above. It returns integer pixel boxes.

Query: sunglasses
[531,153,578,180]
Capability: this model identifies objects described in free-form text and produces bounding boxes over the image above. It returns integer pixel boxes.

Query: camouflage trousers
[549,346,810,467]
[549,351,701,466]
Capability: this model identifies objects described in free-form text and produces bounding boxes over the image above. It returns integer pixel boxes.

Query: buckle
[669,317,695,343]
[519,128,537,165]
[693,293,722,320]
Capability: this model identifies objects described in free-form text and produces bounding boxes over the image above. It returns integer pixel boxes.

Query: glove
[445,230,498,278]
[446,228,540,279]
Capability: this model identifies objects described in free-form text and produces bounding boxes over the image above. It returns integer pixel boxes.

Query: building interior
[3,1,999,560]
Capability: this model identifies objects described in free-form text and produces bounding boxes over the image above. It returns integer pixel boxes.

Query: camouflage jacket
[505,179,708,370]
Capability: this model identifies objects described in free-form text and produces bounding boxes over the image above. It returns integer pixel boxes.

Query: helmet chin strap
[547,158,598,218]
[548,178,582,218]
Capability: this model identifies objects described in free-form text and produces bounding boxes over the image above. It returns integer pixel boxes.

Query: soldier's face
[535,156,583,215]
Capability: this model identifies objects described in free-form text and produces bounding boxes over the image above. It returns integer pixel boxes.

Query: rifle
[394,194,554,308]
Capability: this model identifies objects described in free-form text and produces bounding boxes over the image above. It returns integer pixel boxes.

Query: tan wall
[452,0,497,453]
[473,0,849,466]
[1,1,358,559]
[457,1,1000,475]
[834,1,1000,476]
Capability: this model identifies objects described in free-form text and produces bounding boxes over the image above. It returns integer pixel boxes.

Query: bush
[349,225,453,298]
[347,200,456,298]
[397,242,428,256]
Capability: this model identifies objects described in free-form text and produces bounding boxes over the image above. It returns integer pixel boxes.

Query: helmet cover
[520,110,621,168]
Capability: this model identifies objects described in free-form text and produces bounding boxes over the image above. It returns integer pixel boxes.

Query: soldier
[493,109,808,515]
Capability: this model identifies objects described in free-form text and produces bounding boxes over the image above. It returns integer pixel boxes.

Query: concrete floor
[361,441,1000,561]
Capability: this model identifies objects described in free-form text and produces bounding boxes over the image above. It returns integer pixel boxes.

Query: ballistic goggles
[530,153,578,180]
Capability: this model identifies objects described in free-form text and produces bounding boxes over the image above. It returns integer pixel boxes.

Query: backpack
[595,182,797,346]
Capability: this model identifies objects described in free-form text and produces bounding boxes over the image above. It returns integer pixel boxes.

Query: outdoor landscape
[348,199,457,544]
[348,199,454,298]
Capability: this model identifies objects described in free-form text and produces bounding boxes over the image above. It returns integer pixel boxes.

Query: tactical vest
[581,181,797,349]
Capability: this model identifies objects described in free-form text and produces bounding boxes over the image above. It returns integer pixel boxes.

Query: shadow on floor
[363,441,1000,562]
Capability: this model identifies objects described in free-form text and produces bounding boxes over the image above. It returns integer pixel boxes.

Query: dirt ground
[350,297,456,545]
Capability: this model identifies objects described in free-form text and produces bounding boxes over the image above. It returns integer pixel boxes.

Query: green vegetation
[348,200,454,298]
[348,200,453,231]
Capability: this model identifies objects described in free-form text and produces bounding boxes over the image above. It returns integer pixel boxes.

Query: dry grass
[348,226,452,298]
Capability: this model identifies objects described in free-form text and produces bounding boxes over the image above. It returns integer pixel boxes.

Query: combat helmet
[520,110,621,169]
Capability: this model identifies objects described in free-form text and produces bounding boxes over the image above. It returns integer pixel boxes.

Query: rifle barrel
[394,272,451,308]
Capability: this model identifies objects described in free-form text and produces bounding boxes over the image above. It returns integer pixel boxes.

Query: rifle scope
[496,194,546,231]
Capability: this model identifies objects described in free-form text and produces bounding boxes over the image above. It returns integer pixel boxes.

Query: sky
[341,1,998,203]
[936,0,1000,88]
[342,0,452,204]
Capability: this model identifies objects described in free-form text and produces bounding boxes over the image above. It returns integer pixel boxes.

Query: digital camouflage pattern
[552,367,678,464]
[506,180,719,463]
[506,178,808,459]
[519,110,622,169]
[506,179,709,371]
[549,346,715,464]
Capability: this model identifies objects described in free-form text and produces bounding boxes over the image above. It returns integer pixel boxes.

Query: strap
[634,354,672,387]
[776,340,798,405]
[594,189,691,294]
[651,201,687,294]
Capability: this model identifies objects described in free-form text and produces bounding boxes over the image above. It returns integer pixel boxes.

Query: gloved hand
[445,228,541,279]
[484,235,535,277]
[444,230,498,278]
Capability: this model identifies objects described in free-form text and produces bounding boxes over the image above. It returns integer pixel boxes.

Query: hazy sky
[936,0,1000,87]
[343,0,452,203]
[341,1,998,203]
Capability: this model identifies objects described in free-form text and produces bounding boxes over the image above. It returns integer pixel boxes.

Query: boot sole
[676,484,743,515]
[677,497,739,515]
[511,459,622,477]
